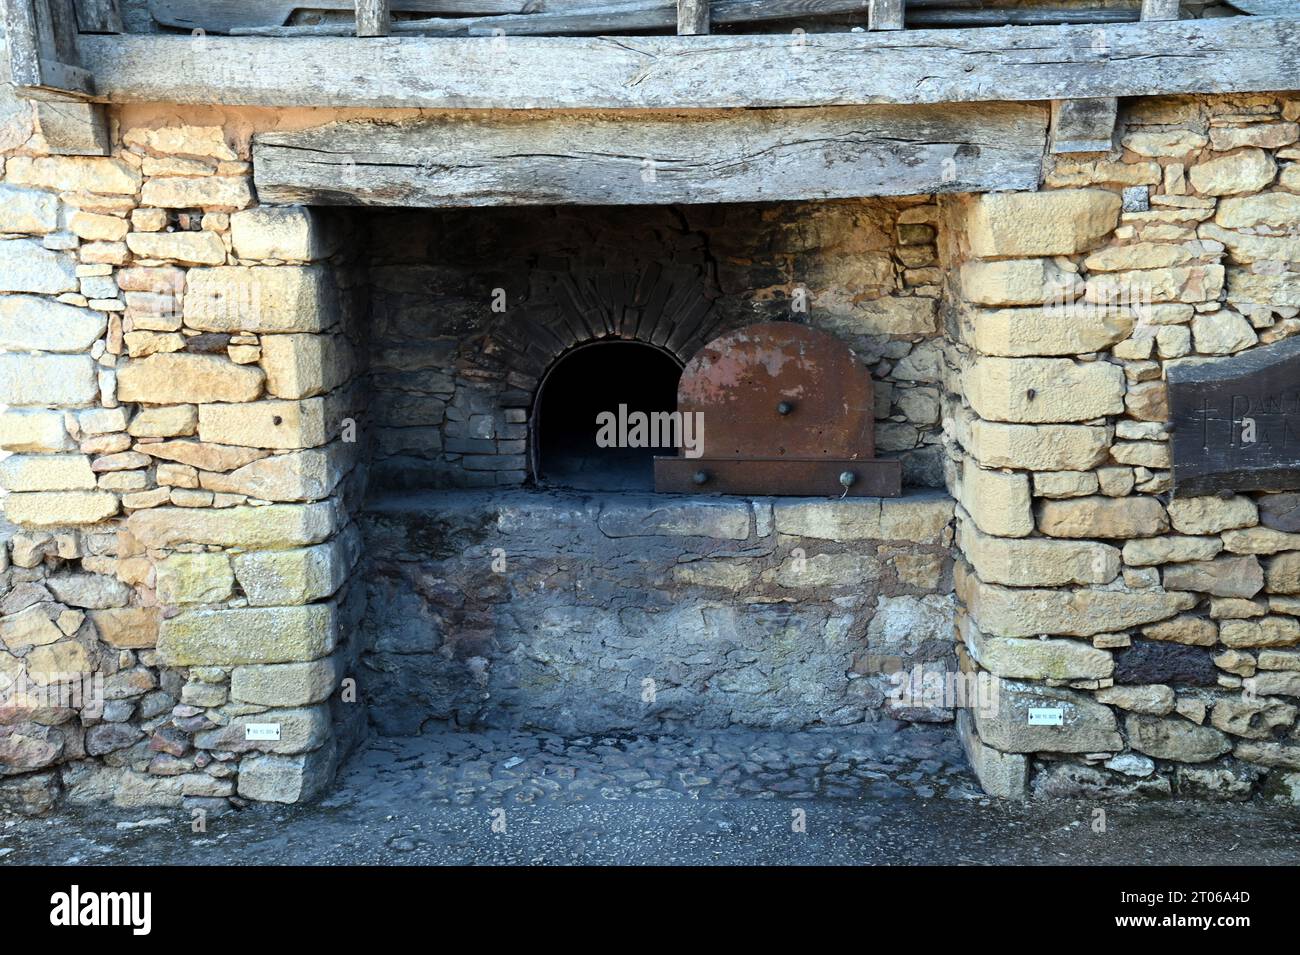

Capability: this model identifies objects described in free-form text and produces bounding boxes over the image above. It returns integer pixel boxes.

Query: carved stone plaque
[1168,336,1300,497]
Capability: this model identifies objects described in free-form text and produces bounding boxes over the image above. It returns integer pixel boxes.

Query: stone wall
[946,92,1300,802]
[363,199,947,492]
[361,490,954,735]
[0,120,370,813]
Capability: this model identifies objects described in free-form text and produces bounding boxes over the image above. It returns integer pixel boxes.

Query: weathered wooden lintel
[76,17,1300,110]
[251,102,1048,208]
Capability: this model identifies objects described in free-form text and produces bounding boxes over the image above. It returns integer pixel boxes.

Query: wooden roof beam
[74,16,1300,111]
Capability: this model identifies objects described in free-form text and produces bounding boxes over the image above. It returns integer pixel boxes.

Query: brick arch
[462,260,728,407]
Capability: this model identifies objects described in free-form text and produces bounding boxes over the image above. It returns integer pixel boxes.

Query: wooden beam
[77,18,1300,111]
[355,0,391,35]
[869,0,903,30]
[1140,0,1179,19]
[1049,97,1117,153]
[676,0,708,35]
[252,103,1047,207]
[4,0,95,98]
[34,100,111,153]
[74,0,121,32]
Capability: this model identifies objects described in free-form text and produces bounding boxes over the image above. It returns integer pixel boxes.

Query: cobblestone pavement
[338,723,979,806]
[4,725,1300,866]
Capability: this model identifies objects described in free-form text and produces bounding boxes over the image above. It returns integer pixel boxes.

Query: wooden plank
[79,17,1300,110]
[74,0,122,32]
[1049,97,1117,153]
[147,0,546,32]
[355,0,390,34]
[676,0,708,35]
[230,0,883,37]
[4,0,95,97]
[868,0,902,30]
[1168,336,1300,497]
[1140,0,1180,19]
[251,102,1047,207]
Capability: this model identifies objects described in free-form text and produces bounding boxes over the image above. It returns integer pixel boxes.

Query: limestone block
[842,296,938,336]
[1085,265,1224,307]
[0,184,60,234]
[0,240,77,294]
[142,440,267,472]
[231,657,340,707]
[974,680,1122,753]
[1249,671,1300,698]
[1125,714,1231,763]
[0,606,64,653]
[965,190,1122,258]
[117,354,265,404]
[1121,130,1207,158]
[959,258,1081,307]
[1266,553,1300,594]
[1222,526,1300,555]
[1233,741,1300,770]
[1083,243,1195,272]
[966,627,1113,680]
[957,563,1196,638]
[197,397,333,450]
[87,608,159,649]
[0,454,96,492]
[157,604,337,665]
[1188,148,1277,196]
[184,266,340,334]
[1211,697,1297,739]
[772,553,880,589]
[5,491,118,527]
[198,444,353,502]
[1198,222,1300,264]
[123,125,239,160]
[1162,555,1265,599]
[1210,122,1299,151]
[236,744,337,804]
[125,231,227,266]
[70,211,129,243]
[1167,495,1258,535]
[155,552,235,605]
[25,640,90,682]
[126,502,339,549]
[595,500,751,540]
[0,409,71,452]
[1139,615,1218,648]
[1219,616,1300,648]
[1036,495,1169,539]
[957,460,1033,538]
[1191,310,1257,355]
[878,495,955,544]
[259,334,356,399]
[4,156,141,194]
[1110,441,1172,469]
[957,710,1027,799]
[193,705,330,754]
[958,512,1119,586]
[1216,192,1300,231]
[232,530,359,606]
[140,177,253,211]
[964,420,1111,471]
[127,405,198,438]
[233,207,347,266]
[1033,470,1099,499]
[964,306,1134,357]
[1124,379,1168,422]
[965,356,1124,423]
[1095,684,1175,715]
[672,560,756,590]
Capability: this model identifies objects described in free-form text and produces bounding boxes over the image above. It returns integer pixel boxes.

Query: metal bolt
[777,401,794,416]
[692,470,711,486]
[839,470,857,488]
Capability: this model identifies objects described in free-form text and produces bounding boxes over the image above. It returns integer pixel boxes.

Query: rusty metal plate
[675,322,875,460]
[655,458,902,497]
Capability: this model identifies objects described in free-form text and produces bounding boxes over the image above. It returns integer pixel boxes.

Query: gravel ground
[3,725,1300,866]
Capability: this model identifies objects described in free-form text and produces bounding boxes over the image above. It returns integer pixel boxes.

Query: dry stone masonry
[3,89,1300,814]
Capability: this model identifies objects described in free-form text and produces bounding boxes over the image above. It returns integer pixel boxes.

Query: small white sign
[244,723,282,742]
[1027,707,1065,726]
